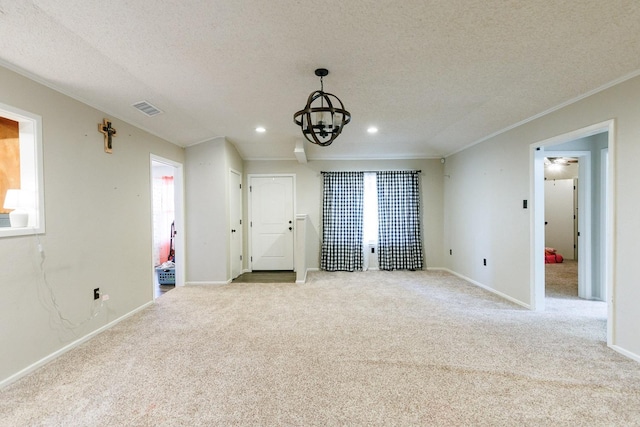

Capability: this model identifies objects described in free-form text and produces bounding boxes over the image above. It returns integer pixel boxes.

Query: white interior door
[250,176,294,270]
[230,170,242,279]
[544,179,575,260]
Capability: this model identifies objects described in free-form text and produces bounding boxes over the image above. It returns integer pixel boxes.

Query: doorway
[151,155,185,298]
[248,175,295,271]
[531,121,614,344]
[544,151,590,299]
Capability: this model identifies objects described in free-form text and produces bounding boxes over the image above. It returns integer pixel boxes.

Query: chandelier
[293,68,351,146]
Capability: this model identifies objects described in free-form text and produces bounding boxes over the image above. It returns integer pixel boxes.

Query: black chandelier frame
[293,68,351,146]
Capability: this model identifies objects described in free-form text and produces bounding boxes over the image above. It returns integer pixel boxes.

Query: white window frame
[0,102,45,237]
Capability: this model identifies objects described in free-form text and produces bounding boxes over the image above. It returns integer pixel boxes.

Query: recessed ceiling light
[367,127,378,134]
[256,127,266,133]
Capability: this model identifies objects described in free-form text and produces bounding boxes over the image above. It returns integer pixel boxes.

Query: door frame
[150,154,185,291]
[543,150,591,299]
[247,173,296,272]
[530,120,615,346]
[229,168,243,279]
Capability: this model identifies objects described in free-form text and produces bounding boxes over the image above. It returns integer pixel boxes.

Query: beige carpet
[1,268,639,426]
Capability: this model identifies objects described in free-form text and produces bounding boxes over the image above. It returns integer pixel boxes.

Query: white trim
[243,154,439,162]
[446,70,640,158]
[530,120,616,343]
[605,124,617,348]
[150,155,185,290]
[296,267,319,284]
[610,345,640,364]
[0,301,153,389]
[530,146,546,311]
[440,268,531,309]
[182,135,227,148]
[0,58,186,148]
[229,168,243,280]
[185,280,230,286]
[0,102,45,237]
[600,147,609,303]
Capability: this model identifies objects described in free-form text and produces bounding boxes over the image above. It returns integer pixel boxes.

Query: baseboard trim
[185,280,230,286]
[296,268,319,284]
[610,344,640,364]
[440,268,531,310]
[295,269,307,284]
[0,301,154,389]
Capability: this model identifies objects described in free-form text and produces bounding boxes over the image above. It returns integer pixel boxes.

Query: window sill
[0,226,44,238]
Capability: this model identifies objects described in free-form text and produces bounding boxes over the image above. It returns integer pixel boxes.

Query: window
[321,170,423,272]
[0,102,44,237]
[362,172,378,244]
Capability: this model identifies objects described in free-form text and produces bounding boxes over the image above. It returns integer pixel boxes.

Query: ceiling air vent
[132,101,163,117]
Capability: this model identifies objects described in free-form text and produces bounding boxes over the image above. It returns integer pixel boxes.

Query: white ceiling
[1,1,639,161]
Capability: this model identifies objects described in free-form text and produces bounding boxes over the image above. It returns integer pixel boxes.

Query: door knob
[289,227,292,231]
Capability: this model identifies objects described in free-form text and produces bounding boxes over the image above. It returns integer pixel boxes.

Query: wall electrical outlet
[93,288,100,300]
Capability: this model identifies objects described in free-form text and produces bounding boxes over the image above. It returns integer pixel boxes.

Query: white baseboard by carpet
[0,301,154,389]
[296,268,319,284]
[185,280,230,286]
[295,270,307,284]
[430,269,640,364]
[610,345,640,364]
[436,268,531,310]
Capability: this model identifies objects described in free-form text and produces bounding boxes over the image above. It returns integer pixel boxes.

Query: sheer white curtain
[362,173,378,270]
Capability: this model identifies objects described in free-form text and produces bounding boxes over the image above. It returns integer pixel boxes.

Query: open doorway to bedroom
[151,155,185,299]
[532,121,613,344]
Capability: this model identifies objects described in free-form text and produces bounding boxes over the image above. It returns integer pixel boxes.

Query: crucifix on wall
[98,119,117,153]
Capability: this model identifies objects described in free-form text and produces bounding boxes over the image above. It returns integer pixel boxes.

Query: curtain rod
[321,170,421,174]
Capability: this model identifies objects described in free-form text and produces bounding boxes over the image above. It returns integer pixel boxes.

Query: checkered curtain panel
[376,171,424,270]
[321,172,364,271]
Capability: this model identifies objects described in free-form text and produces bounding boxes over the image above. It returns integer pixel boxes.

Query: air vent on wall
[132,101,163,117]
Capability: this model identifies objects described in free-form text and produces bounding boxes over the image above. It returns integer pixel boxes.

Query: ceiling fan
[544,157,578,167]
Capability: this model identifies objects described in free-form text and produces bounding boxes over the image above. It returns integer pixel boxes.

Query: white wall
[184,138,242,283]
[0,65,184,384]
[243,158,445,270]
[444,74,640,359]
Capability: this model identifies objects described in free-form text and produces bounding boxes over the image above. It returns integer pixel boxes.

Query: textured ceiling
[1,0,639,160]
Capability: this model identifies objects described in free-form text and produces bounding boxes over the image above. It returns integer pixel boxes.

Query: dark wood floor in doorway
[233,271,295,283]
